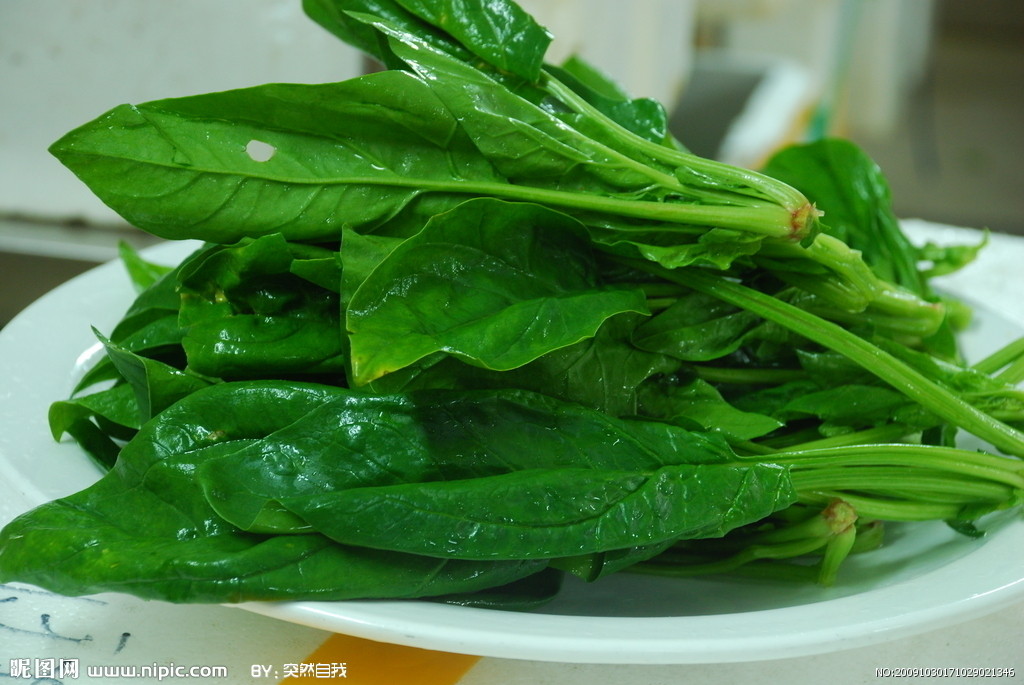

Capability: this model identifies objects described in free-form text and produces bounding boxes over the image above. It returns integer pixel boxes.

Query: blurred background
[1,0,1022,327]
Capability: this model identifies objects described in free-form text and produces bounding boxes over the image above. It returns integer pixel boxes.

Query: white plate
[1,239,1023,665]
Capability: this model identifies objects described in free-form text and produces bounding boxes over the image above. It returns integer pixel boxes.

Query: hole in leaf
[246,139,276,162]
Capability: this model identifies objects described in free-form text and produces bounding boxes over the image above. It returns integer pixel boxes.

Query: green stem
[996,354,1024,385]
[751,511,834,544]
[818,523,857,586]
[542,70,815,219]
[421,179,800,238]
[634,536,829,579]
[632,556,822,582]
[761,234,945,331]
[790,468,1014,502]
[769,444,1024,489]
[973,336,1024,375]
[633,262,1024,457]
[862,488,991,505]
[798,492,965,521]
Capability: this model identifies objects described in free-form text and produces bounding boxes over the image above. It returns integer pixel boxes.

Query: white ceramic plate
[1,240,1023,665]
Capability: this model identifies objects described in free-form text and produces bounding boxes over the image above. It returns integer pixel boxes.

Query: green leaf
[281,462,793,560]
[394,0,552,81]
[638,377,784,441]
[551,541,676,582]
[49,384,139,438]
[363,313,678,417]
[589,225,765,271]
[118,240,174,293]
[779,384,932,435]
[475,313,677,416]
[51,15,806,250]
[72,249,204,395]
[433,567,563,610]
[290,255,342,293]
[191,382,744,529]
[49,71,500,243]
[346,199,648,384]
[174,381,793,558]
[0,440,543,603]
[547,57,669,145]
[632,291,765,362]
[183,317,348,379]
[338,229,406,307]
[48,384,139,469]
[363,12,661,193]
[0,378,789,602]
[98,331,213,423]
[177,234,346,378]
[302,0,475,70]
[916,233,988,279]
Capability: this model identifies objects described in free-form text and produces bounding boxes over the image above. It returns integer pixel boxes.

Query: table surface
[1,219,1022,684]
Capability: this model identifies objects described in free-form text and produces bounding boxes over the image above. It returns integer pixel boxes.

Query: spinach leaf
[282,462,792,560]
[777,384,934,436]
[588,225,766,271]
[362,313,677,417]
[190,382,750,532]
[47,383,138,470]
[551,541,677,582]
[302,0,476,72]
[50,71,500,243]
[0,440,543,603]
[71,248,205,395]
[178,234,346,379]
[52,14,813,250]
[347,199,648,384]
[637,376,784,441]
[917,235,988,279]
[117,240,174,293]
[304,0,669,145]
[183,383,793,558]
[547,56,670,145]
[433,567,564,610]
[358,11,662,194]
[1,379,794,600]
[391,0,552,81]
[98,332,213,424]
[632,291,766,362]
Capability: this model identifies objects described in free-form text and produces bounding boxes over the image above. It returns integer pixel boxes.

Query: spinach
[0,440,546,603]
[346,199,648,384]
[50,5,820,261]
[0,382,792,600]
[2,0,1023,604]
[177,234,347,380]
[761,139,924,294]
